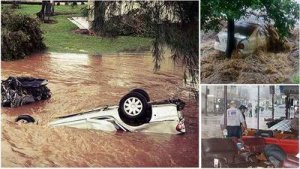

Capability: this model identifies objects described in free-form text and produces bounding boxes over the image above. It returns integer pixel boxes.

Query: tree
[91,1,199,84]
[36,0,54,21]
[201,0,299,58]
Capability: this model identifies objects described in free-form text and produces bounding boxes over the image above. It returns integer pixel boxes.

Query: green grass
[16,4,84,15]
[293,76,300,84]
[5,4,152,54]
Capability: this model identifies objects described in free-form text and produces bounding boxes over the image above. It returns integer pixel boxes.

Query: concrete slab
[68,17,90,30]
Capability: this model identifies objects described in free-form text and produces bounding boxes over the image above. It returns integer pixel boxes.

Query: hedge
[1,9,46,61]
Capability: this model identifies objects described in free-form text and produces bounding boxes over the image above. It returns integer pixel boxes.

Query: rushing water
[1,52,198,167]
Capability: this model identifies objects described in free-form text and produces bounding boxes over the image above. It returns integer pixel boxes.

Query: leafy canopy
[92,1,199,84]
[201,0,299,38]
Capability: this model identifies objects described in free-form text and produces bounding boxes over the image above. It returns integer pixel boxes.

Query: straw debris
[201,47,297,84]
[201,26,299,84]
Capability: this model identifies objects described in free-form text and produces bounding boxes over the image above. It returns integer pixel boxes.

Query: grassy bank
[294,76,300,84]
[9,4,152,54]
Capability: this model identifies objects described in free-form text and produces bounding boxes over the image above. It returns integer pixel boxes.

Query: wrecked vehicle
[16,89,186,135]
[1,76,51,107]
[202,119,299,167]
[202,136,299,168]
[214,22,267,55]
[202,115,299,167]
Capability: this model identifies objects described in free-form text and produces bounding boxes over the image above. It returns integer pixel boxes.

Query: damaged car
[1,76,51,107]
[16,89,186,135]
[214,22,267,55]
[202,111,299,167]
[202,120,299,167]
[202,136,299,168]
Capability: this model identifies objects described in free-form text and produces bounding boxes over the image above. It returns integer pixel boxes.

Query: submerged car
[214,22,267,55]
[16,89,186,135]
[1,76,51,107]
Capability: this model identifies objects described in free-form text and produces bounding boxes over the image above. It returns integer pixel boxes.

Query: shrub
[1,9,46,61]
[80,5,89,17]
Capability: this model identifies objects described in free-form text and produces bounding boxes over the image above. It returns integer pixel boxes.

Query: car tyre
[264,144,286,167]
[15,115,35,123]
[119,92,149,120]
[130,88,150,102]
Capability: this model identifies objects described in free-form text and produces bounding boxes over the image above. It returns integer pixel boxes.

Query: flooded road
[1,52,198,167]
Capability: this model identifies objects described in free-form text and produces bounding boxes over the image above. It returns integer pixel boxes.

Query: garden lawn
[11,4,153,54]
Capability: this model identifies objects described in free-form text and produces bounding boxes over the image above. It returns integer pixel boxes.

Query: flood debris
[201,27,299,84]
[1,76,51,107]
[266,25,292,53]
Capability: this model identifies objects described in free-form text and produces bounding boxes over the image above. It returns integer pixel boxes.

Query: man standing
[239,105,247,120]
[220,101,247,138]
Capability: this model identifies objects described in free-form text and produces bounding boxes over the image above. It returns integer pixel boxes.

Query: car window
[234,23,257,36]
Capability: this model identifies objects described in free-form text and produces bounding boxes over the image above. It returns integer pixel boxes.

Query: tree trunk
[37,1,48,20]
[51,2,55,16]
[225,18,235,58]
[92,1,106,34]
[40,1,47,13]
[11,1,20,9]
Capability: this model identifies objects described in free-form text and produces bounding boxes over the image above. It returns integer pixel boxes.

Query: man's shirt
[220,107,245,126]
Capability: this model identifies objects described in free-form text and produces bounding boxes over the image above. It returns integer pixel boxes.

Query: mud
[200,28,299,84]
[1,52,198,167]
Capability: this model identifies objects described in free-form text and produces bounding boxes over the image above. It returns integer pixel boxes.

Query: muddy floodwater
[1,52,198,167]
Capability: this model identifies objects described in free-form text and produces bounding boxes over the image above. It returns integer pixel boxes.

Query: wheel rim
[123,97,143,116]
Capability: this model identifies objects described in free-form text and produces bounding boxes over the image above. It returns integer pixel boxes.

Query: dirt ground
[200,27,299,84]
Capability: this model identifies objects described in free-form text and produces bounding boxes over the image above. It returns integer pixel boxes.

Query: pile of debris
[1,76,51,107]
[201,48,297,84]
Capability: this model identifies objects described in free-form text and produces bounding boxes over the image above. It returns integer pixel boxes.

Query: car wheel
[119,92,149,120]
[130,88,150,102]
[15,115,35,123]
[237,39,248,54]
[264,144,286,167]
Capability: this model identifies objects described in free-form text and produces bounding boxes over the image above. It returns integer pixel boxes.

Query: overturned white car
[16,89,186,135]
[214,22,267,55]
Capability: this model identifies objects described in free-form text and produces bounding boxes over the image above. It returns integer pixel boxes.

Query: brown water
[1,52,199,167]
